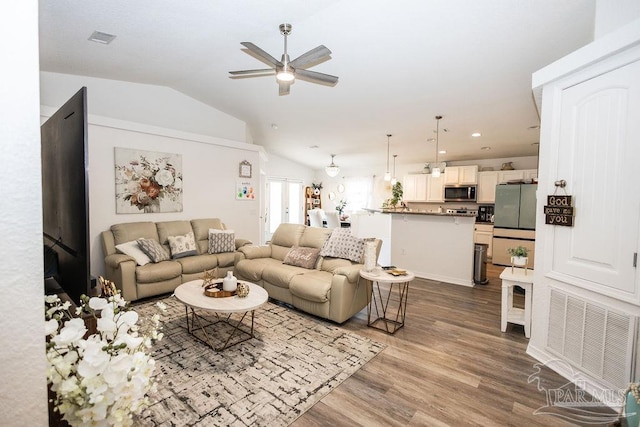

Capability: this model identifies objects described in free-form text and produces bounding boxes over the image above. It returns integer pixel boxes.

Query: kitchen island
[352,210,476,286]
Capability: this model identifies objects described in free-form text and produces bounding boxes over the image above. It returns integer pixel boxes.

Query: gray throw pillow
[319,228,364,263]
[208,229,235,254]
[136,238,170,263]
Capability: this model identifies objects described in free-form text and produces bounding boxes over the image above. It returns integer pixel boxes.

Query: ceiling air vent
[88,31,116,44]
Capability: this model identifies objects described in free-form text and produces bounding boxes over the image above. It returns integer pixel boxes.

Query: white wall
[40,72,247,143]
[595,0,640,38]
[0,1,48,424]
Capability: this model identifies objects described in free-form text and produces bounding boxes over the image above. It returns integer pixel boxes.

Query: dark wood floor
[292,263,619,427]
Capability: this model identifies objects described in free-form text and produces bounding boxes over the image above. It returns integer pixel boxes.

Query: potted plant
[336,199,348,220]
[507,246,529,270]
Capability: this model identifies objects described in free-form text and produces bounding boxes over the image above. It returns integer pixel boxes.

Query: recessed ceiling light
[471,132,482,138]
[88,31,116,44]
[481,146,491,150]
[309,145,319,149]
[426,138,436,142]
[438,150,447,154]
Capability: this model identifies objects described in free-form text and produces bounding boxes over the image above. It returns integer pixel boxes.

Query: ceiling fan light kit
[230,23,338,96]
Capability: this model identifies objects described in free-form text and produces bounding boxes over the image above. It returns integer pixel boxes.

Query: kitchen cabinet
[496,169,537,184]
[402,174,427,202]
[444,165,478,185]
[477,171,499,203]
[426,174,444,202]
[474,223,494,258]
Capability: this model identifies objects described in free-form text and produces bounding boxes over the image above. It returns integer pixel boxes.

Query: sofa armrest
[333,264,364,283]
[238,245,272,259]
[103,254,138,301]
[235,238,253,250]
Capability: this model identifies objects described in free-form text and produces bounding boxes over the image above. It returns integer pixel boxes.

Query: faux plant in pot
[507,246,529,267]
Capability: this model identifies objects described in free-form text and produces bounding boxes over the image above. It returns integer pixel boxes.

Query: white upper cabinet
[477,171,499,203]
[444,165,478,185]
[496,169,537,184]
[426,174,444,202]
[402,174,428,202]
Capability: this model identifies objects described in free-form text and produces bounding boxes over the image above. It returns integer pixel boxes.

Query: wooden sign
[545,195,574,226]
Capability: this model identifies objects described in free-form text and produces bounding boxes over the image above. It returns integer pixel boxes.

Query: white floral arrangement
[45,287,166,426]
[115,154,182,212]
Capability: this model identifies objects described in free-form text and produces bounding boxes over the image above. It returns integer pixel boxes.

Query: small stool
[499,267,534,338]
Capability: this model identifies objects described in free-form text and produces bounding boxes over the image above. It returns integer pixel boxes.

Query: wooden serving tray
[203,280,237,298]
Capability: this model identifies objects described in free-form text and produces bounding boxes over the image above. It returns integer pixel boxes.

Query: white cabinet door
[550,59,640,299]
[474,224,494,257]
[444,167,460,185]
[426,174,444,202]
[497,170,524,183]
[524,169,538,181]
[459,165,479,184]
[403,174,427,202]
[445,166,478,185]
[477,171,498,203]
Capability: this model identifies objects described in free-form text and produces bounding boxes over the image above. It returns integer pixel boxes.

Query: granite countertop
[363,208,477,217]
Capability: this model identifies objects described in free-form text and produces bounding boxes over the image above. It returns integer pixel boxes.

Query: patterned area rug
[133,296,385,426]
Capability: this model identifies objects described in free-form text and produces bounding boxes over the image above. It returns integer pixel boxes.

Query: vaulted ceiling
[39,0,596,171]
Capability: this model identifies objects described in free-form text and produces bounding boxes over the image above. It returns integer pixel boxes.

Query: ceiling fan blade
[295,69,339,86]
[279,81,291,96]
[289,45,332,69]
[229,69,275,76]
[240,42,282,67]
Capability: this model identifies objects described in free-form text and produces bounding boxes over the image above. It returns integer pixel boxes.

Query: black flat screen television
[41,87,93,305]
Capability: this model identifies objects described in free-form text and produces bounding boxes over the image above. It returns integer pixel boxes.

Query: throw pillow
[319,228,365,263]
[283,246,321,269]
[115,240,152,266]
[167,231,198,259]
[136,238,170,263]
[208,229,235,254]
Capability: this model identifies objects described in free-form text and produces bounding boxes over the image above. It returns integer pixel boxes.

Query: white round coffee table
[174,279,268,351]
[360,268,415,334]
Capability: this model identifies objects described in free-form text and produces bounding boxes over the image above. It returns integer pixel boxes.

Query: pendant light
[391,154,398,185]
[431,116,443,178]
[384,134,392,181]
[325,154,340,177]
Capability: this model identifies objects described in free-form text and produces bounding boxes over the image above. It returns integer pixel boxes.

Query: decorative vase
[222,271,238,292]
[364,240,377,272]
[237,282,250,298]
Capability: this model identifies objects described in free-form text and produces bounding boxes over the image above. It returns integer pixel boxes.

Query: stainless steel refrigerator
[492,184,537,266]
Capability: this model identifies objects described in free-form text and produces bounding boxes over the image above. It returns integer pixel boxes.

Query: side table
[499,267,534,338]
[360,268,415,334]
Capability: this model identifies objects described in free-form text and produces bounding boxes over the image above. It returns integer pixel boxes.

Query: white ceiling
[39,0,596,171]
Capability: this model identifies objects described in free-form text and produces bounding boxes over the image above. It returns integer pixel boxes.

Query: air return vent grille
[546,288,635,389]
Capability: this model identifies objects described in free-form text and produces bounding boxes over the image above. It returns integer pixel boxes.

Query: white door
[551,59,640,300]
[265,178,303,242]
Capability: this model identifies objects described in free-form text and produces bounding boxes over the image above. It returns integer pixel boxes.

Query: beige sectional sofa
[101,218,250,301]
[234,223,381,323]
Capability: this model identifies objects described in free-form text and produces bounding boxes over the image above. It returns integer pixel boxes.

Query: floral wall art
[115,148,183,213]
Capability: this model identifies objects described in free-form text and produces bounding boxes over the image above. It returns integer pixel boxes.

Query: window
[343,176,374,212]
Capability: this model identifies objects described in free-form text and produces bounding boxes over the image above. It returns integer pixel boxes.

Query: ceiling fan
[229,23,338,96]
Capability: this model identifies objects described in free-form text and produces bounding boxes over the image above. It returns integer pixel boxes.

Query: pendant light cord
[386,134,391,173]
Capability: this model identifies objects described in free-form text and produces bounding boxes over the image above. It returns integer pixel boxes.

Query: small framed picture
[239,160,252,178]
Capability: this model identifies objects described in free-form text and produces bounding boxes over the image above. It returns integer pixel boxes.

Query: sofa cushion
[216,251,236,268]
[283,246,321,269]
[167,231,198,259]
[177,253,219,274]
[191,218,225,254]
[262,264,306,289]
[208,229,235,253]
[136,238,170,263]
[271,223,305,248]
[156,220,193,246]
[320,257,354,273]
[111,222,159,246]
[135,260,182,283]
[319,228,364,263]
[235,257,282,282]
[299,227,332,249]
[115,240,151,266]
[289,270,333,303]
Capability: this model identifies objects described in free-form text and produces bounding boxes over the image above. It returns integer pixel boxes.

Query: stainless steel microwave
[444,185,477,202]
